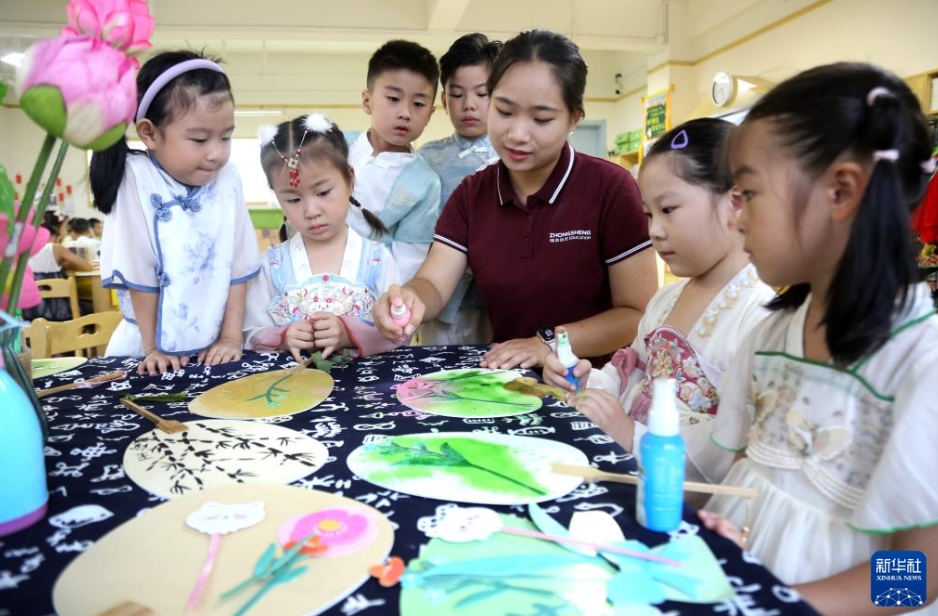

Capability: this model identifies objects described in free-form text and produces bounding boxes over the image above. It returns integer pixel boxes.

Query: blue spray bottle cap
[555,326,579,391]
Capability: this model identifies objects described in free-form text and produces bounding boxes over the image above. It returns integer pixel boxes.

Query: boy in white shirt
[347,40,442,284]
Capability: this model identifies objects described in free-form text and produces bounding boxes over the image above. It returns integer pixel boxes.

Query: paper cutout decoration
[53,483,395,616]
[396,368,543,418]
[186,501,267,610]
[427,505,680,566]
[189,368,334,419]
[31,356,87,379]
[346,432,587,505]
[123,419,328,498]
[278,505,382,558]
[401,506,734,616]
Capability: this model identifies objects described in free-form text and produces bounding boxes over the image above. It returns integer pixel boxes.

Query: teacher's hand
[374,285,424,341]
[481,336,550,370]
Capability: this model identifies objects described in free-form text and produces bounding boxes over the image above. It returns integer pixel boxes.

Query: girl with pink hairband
[90,50,260,376]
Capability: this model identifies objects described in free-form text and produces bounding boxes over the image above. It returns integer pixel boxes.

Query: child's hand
[309,313,350,359]
[697,510,747,549]
[481,336,550,370]
[137,349,189,376]
[543,354,591,391]
[282,320,316,363]
[198,337,243,366]
[566,388,635,450]
[374,285,423,340]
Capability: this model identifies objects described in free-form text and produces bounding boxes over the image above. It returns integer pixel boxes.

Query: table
[73,272,117,314]
[0,346,820,616]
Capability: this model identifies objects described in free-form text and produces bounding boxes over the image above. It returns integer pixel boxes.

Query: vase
[0,311,48,537]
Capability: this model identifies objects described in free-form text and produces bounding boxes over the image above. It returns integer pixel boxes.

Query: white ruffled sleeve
[242,251,281,350]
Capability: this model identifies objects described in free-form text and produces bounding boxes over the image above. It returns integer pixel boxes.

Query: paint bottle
[390,303,411,328]
[636,378,685,533]
[555,326,579,392]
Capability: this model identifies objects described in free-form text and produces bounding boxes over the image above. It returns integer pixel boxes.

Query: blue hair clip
[670,129,689,150]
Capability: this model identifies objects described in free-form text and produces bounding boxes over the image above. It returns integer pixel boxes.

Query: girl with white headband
[242,113,402,359]
[698,62,938,614]
[90,50,260,376]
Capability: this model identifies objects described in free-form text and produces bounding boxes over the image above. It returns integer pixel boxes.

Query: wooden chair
[25,312,123,358]
[36,275,81,320]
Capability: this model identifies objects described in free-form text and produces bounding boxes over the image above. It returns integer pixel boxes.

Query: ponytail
[350,195,389,238]
[89,138,136,214]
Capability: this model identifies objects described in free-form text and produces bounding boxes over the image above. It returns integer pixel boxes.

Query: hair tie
[873,149,900,162]
[921,158,937,175]
[136,59,224,122]
[669,129,689,150]
[304,113,333,134]
[258,125,278,145]
[866,86,892,107]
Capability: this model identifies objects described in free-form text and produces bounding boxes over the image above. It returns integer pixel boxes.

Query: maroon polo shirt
[434,143,651,343]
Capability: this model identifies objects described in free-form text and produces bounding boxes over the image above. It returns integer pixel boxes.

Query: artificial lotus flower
[0,210,51,311]
[61,0,154,55]
[15,36,137,151]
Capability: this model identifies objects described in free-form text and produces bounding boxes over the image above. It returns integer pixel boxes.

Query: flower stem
[2,137,68,312]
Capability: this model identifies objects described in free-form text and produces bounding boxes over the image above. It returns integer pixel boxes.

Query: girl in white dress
[244,114,402,360]
[545,118,775,483]
[91,51,260,376]
[699,63,938,614]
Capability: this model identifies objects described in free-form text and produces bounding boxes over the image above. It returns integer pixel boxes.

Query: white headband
[135,59,225,122]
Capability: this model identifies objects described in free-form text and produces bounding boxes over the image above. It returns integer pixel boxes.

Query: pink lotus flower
[278,506,380,558]
[1,211,50,310]
[61,0,154,55]
[15,36,137,151]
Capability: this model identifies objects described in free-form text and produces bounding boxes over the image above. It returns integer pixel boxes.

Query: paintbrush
[120,399,188,434]
[504,376,567,401]
[551,463,758,500]
[36,369,127,399]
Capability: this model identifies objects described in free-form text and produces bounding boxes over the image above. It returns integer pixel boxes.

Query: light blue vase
[0,311,48,537]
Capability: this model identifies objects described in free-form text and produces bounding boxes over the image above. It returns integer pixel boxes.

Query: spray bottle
[390,303,411,328]
[555,326,579,392]
[636,378,685,532]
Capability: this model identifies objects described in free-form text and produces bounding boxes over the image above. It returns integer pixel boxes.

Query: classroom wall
[4,0,938,219]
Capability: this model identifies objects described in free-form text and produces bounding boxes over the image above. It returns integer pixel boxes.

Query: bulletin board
[640,86,674,164]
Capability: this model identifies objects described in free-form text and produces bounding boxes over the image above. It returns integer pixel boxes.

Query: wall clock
[711,72,737,107]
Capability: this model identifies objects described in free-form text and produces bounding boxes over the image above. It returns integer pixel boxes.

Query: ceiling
[0,0,784,102]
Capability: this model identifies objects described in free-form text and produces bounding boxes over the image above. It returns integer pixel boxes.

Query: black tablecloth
[0,345,819,616]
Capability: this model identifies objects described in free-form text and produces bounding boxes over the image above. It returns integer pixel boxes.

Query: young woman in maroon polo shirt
[375,29,658,369]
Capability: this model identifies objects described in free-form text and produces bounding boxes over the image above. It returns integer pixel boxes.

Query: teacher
[375,29,656,369]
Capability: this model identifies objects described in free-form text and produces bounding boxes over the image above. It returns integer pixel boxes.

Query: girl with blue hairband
[90,50,260,376]
[545,118,775,485]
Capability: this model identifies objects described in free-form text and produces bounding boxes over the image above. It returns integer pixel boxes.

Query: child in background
[347,39,442,283]
[61,218,101,258]
[244,113,402,360]
[546,118,775,483]
[417,33,501,345]
[698,63,938,614]
[91,50,260,376]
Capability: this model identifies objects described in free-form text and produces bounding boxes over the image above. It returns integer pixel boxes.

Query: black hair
[260,114,389,239]
[487,29,587,118]
[366,40,439,97]
[743,62,932,367]
[69,218,91,234]
[40,210,64,238]
[645,118,736,195]
[90,50,234,214]
[439,33,502,88]
[88,217,102,226]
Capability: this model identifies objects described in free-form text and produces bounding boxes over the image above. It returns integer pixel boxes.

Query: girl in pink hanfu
[244,114,402,360]
[545,118,775,483]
